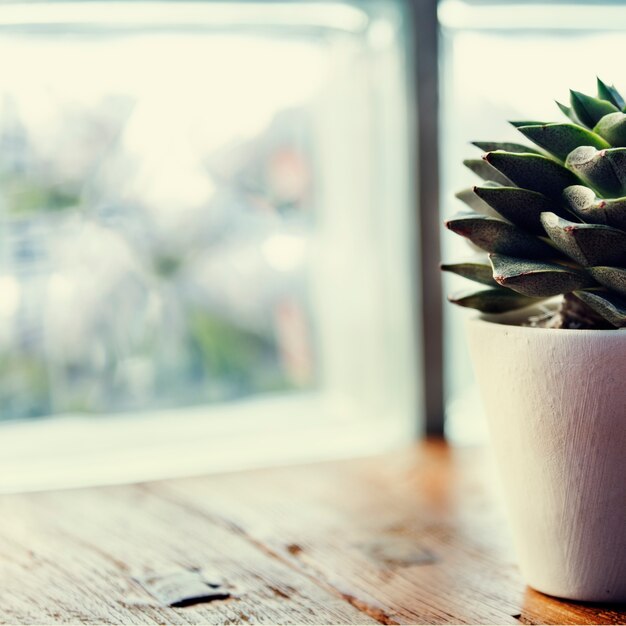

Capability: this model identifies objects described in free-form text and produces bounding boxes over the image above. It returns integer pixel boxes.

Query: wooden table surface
[0,441,624,625]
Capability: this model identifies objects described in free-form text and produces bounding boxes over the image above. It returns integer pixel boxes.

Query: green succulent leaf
[463,159,513,186]
[446,80,626,327]
[448,287,542,313]
[540,211,626,266]
[473,185,564,235]
[445,213,557,258]
[587,266,626,296]
[455,184,502,217]
[570,90,619,128]
[593,112,626,147]
[510,120,549,129]
[562,185,626,230]
[472,141,540,154]
[490,253,594,297]
[573,289,626,327]
[441,262,498,286]
[556,101,581,125]
[484,151,581,200]
[597,77,625,110]
[566,146,626,197]
[516,123,609,162]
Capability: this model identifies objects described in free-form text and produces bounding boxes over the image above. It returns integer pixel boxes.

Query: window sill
[1,440,622,624]
[0,392,413,493]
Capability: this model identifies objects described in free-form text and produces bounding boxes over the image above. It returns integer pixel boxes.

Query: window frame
[408,0,444,436]
[0,0,437,492]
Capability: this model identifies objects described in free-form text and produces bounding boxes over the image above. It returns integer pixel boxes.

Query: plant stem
[556,293,613,329]
[526,293,613,329]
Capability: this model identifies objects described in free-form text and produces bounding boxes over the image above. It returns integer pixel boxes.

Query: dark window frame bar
[407,0,444,436]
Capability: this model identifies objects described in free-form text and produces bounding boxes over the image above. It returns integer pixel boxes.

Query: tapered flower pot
[466,318,626,603]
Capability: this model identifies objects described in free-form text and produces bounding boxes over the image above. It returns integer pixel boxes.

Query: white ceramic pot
[466,317,626,603]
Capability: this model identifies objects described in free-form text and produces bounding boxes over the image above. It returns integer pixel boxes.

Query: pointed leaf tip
[573,289,626,327]
[596,77,626,110]
[484,151,580,200]
[540,211,626,267]
[570,89,618,128]
[463,158,513,186]
[472,140,540,154]
[441,262,498,287]
[489,254,593,297]
[448,287,542,313]
[473,185,561,235]
[588,266,626,296]
[556,100,581,125]
[517,123,609,161]
[509,120,548,129]
[446,213,556,259]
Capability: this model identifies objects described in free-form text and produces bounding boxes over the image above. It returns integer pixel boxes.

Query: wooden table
[0,441,624,625]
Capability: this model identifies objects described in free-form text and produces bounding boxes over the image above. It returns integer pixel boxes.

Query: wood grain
[0,483,376,624]
[0,441,624,624]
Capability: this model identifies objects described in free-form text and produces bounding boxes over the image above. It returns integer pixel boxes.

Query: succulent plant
[443,78,626,329]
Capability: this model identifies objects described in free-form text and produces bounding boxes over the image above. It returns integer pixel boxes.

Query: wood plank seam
[146,485,398,625]
[2,444,625,625]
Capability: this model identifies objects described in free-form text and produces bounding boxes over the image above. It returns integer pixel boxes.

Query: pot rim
[468,315,626,337]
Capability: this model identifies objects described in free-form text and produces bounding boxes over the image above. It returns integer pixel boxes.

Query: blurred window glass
[0,1,418,488]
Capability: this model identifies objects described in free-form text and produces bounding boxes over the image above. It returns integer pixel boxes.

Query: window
[0,1,420,491]
[440,0,626,443]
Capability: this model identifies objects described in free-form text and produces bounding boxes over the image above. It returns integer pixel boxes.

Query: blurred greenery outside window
[0,0,418,477]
